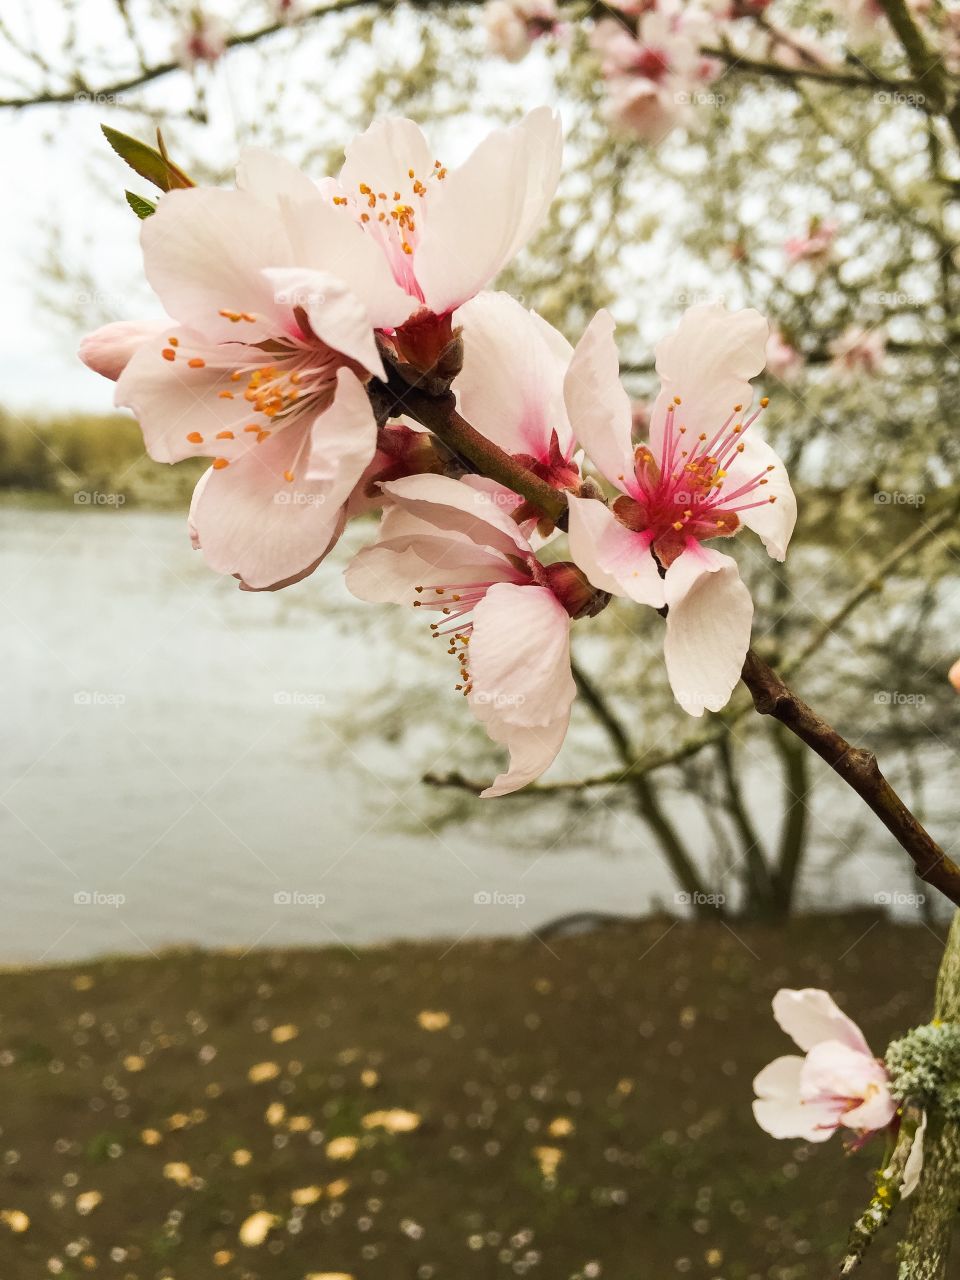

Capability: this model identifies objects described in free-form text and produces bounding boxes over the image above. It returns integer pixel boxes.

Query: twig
[839,1100,924,1275]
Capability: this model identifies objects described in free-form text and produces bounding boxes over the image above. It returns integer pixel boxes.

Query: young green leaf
[125,190,158,219]
[101,125,194,192]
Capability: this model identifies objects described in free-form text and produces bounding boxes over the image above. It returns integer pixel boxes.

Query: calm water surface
[1,506,939,963]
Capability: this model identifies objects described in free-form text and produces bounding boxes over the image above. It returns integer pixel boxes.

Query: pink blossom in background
[346,474,588,796]
[591,10,721,145]
[484,0,560,61]
[764,327,804,383]
[753,989,897,1143]
[948,657,960,692]
[173,11,228,68]
[564,303,796,716]
[829,325,886,380]
[784,219,837,268]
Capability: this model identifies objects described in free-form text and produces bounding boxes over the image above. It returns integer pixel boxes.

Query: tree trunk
[898,910,960,1278]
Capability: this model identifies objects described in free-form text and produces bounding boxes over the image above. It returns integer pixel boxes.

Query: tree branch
[741,650,960,906]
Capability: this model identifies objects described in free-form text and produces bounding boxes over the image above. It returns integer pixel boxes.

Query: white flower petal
[566,496,665,606]
[456,291,572,460]
[662,544,753,716]
[649,303,769,455]
[563,310,635,492]
[771,988,872,1056]
[415,108,562,315]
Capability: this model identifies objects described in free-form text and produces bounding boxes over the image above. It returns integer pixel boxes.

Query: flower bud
[544,561,611,619]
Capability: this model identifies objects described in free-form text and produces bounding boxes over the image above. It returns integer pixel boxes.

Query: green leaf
[124,190,157,219]
[101,124,194,193]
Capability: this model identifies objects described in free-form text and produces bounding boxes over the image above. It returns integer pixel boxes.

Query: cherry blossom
[173,11,228,69]
[485,0,560,61]
[829,325,886,380]
[764,327,804,383]
[591,8,721,144]
[784,219,837,268]
[98,171,413,590]
[324,111,563,365]
[565,303,796,715]
[753,989,897,1143]
[346,474,593,796]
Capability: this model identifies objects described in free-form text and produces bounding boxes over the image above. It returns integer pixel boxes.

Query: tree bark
[898,911,960,1279]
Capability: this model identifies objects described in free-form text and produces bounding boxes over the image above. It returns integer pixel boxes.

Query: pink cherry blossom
[79,320,171,382]
[345,474,585,796]
[764,327,804,383]
[564,303,796,716]
[753,989,897,1143]
[102,168,414,590]
[784,219,837,267]
[592,9,721,144]
[173,11,228,68]
[484,0,560,61]
[324,111,562,349]
[455,291,580,494]
[829,325,886,380]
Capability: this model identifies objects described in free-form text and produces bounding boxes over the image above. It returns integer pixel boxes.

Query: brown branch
[741,650,960,906]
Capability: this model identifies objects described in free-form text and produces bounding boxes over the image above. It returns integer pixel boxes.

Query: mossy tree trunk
[898,911,960,1278]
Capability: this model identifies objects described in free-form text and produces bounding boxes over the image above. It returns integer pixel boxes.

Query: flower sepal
[544,561,612,620]
[379,309,464,394]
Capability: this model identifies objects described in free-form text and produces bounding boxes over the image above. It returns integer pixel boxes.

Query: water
[2,506,940,964]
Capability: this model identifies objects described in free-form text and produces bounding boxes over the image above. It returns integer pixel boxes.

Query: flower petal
[79,319,170,382]
[662,543,753,716]
[236,146,323,207]
[467,582,575,797]
[339,117,435,207]
[263,267,384,377]
[566,496,665,606]
[190,367,376,589]
[415,108,562,315]
[380,473,533,558]
[563,310,635,492]
[280,196,414,329]
[901,1114,926,1198]
[650,303,769,455]
[721,432,796,561]
[140,188,294,341]
[771,988,872,1056]
[752,1054,840,1141]
[456,291,572,460]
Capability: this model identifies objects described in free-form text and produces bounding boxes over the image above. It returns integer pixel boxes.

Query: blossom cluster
[81,111,796,796]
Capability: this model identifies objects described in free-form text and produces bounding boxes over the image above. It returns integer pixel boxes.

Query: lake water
[1,506,944,964]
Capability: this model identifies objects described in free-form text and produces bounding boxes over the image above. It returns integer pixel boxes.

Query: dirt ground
[0,912,946,1280]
